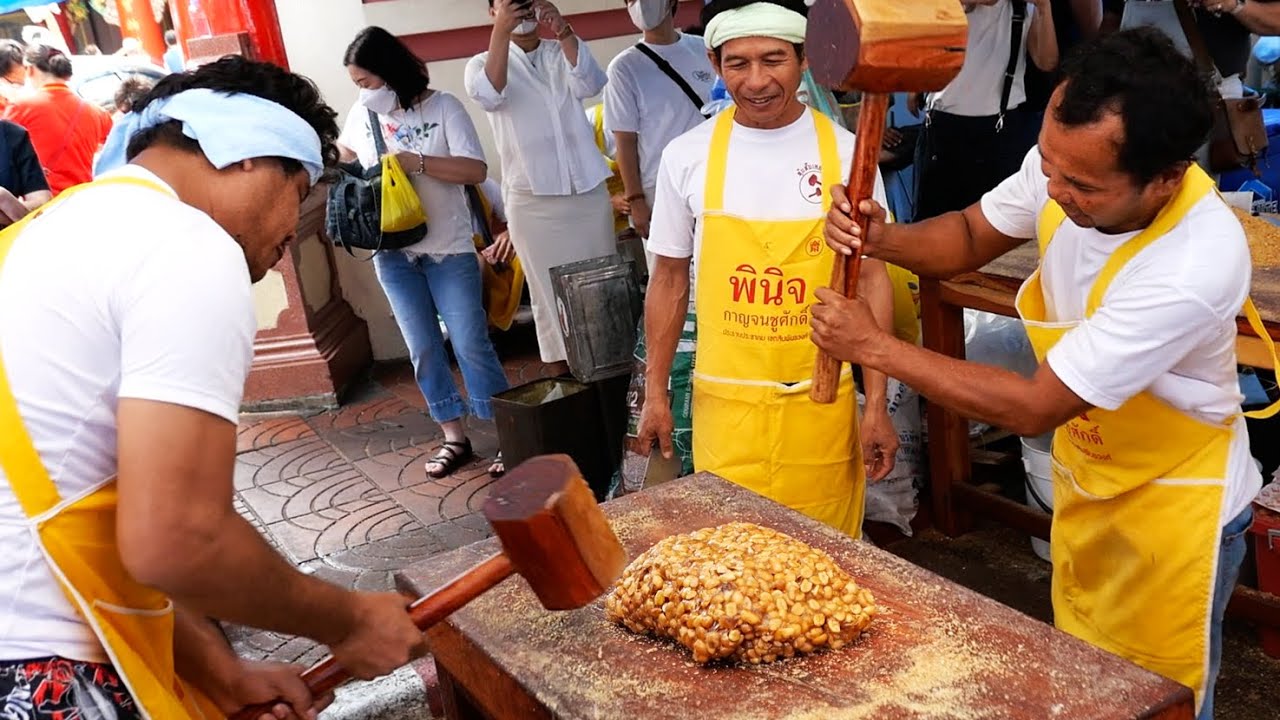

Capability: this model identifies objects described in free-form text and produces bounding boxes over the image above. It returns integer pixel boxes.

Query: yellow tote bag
[380,154,428,233]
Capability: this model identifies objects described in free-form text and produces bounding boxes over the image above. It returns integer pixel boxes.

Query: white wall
[274,0,641,360]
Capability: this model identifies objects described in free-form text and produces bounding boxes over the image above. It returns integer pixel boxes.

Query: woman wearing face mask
[339,27,510,479]
[4,45,112,195]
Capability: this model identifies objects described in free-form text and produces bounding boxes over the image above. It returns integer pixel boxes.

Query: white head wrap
[703,2,808,51]
[94,89,325,185]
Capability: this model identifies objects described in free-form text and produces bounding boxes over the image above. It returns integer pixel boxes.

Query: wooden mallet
[807,0,968,404]
[231,455,626,720]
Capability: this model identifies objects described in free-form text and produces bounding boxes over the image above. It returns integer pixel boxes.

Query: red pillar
[237,0,289,68]
[114,0,166,63]
[196,0,288,68]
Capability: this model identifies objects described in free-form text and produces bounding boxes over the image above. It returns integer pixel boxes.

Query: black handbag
[324,109,428,256]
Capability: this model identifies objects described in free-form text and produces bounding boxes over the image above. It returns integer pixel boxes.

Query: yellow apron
[1017,164,1280,711]
[590,103,631,235]
[0,177,224,719]
[692,107,866,537]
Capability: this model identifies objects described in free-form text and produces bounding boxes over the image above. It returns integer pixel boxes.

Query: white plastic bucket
[1021,434,1054,562]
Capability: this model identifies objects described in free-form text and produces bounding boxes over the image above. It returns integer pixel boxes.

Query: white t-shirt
[982,147,1262,523]
[339,91,486,257]
[465,40,611,197]
[929,1,1035,117]
[648,111,888,268]
[603,33,716,198]
[0,165,256,662]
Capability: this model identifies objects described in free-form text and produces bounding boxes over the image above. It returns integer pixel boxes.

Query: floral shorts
[0,657,139,720]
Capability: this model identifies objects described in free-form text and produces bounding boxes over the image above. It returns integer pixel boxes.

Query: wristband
[556,23,575,40]
[416,153,426,176]
[625,193,646,203]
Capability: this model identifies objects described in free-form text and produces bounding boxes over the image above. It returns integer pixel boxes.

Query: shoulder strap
[634,43,707,113]
[1173,0,1221,79]
[1085,164,1216,315]
[368,109,388,159]
[466,185,495,248]
[998,0,1028,130]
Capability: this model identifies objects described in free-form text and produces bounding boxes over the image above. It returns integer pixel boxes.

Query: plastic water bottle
[702,76,734,116]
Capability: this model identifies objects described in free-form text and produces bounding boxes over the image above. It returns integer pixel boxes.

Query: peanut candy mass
[605,522,877,664]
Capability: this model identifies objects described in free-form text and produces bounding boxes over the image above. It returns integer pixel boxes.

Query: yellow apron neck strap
[1037,201,1068,257]
[705,108,840,213]
[0,176,172,517]
[1242,298,1280,419]
[813,110,842,212]
[704,107,736,213]
[1085,165,1216,316]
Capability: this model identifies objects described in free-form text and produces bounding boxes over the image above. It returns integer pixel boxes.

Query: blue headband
[93,88,324,184]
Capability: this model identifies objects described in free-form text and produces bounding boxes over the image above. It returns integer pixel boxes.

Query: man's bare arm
[826,186,1029,279]
[116,399,427,679]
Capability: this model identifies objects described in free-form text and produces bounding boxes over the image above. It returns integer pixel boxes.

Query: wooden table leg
[437,662,489,720]
[920,278,973,537]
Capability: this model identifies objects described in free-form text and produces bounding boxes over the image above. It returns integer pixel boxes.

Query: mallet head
[806,0,969,93]
[482,455,627,611]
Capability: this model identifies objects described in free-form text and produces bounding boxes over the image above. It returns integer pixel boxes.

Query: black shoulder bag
[325,109,428,257]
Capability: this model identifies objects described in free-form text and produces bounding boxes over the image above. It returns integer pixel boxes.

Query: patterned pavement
[227,337,559,676]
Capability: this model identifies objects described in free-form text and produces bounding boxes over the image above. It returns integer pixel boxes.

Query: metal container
[491,376,616,500]
[550,254,642,384]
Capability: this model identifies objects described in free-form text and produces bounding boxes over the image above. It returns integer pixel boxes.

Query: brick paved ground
[227,331,557,678]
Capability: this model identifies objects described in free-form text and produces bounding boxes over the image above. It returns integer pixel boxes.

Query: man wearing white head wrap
[0,57,427,720]
[637,0,898,538]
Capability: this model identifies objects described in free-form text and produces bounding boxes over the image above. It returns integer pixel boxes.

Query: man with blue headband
[0,57,426,719]
[636,0,898,538]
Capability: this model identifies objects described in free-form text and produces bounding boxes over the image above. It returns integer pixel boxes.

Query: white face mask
[628,0,669,32]
[358,86,399,115]
[514,19,539,36]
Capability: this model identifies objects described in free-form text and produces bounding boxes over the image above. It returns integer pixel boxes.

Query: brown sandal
[425,439,474,478]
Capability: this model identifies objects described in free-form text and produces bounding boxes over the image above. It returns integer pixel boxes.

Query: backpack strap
[634,43,707,114]
[998,0,1028,132]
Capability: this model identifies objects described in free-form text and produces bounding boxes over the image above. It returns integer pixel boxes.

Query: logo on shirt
[693,70,714,83]
[797,162,824,204]
[805,235,823,257]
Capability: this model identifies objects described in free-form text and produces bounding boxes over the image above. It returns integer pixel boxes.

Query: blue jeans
[1201,506,1253,720]
[373,252,509,423]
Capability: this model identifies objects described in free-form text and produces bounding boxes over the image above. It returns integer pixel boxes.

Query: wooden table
[919,241,1280,630]
[397,474,1194,720]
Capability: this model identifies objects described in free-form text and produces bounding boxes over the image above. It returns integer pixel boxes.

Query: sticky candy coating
[605,522,877,664]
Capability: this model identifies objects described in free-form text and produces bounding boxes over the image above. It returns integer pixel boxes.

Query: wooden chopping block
[806,0,969,403]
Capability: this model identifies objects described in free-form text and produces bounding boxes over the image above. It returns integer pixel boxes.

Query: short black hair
[701,0,807,61]
[1054,28,1213,185]
[126,56,340,176]
[114,76,155,114]
[165,30,178,46]
[0,40,22,77]
[24,44,71,80]
[343,26,430,111]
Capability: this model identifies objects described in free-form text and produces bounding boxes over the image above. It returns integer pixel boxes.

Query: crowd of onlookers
[324,0,1280,483]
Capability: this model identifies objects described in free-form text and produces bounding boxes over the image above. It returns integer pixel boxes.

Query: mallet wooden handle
[811,93,891,404]
[230,553,515,720]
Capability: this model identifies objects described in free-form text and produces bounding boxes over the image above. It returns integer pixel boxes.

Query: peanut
[604,522,879,666]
